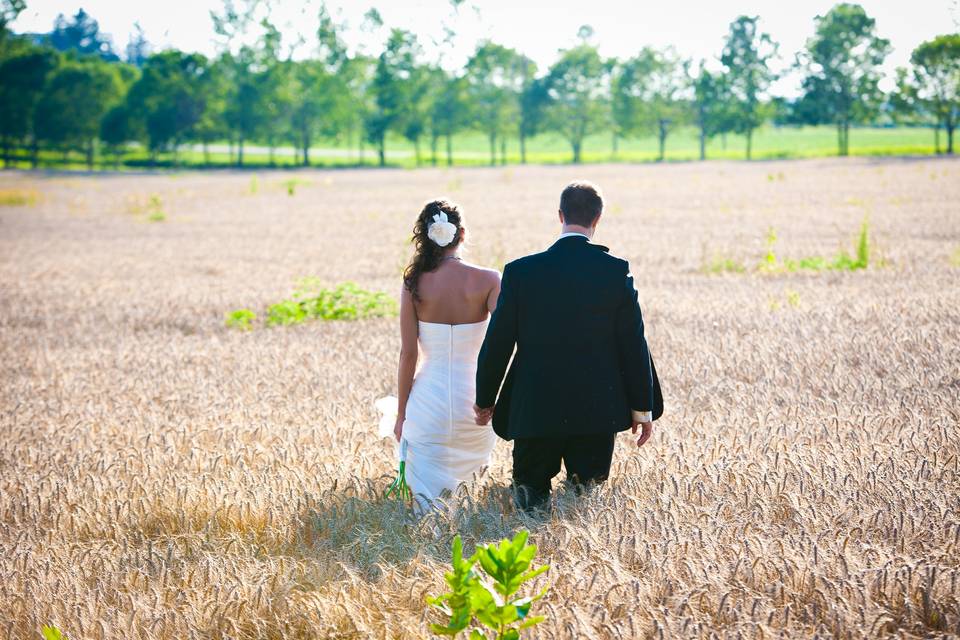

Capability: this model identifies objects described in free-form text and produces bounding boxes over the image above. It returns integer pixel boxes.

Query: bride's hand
[394,416,404,441]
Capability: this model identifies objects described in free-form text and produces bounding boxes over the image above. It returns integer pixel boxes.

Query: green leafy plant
[702,254,747,274]
[760,221,871,273]
[282,178,309,196]
[41,626,65,640]
[427,531,549,639]
[950,247,960,268]
[146,194,166,222]
[249,175,259,194]
[0,188,38,206]
[224,308,256,330]
[229,280,398,329]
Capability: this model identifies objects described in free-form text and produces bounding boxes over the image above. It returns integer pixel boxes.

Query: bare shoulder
[463,262,502,283]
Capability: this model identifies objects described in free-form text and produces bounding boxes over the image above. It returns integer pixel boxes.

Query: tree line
[0,0,957,170]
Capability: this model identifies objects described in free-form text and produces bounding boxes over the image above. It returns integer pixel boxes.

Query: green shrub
[225,308,256,330]
[229,281,397,330]
[427,531,549,639]
[146,194,166,222]
[951,247,960,268]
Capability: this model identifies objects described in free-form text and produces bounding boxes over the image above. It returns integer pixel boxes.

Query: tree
[429,68,469,166]
[48,9,119,61]
[0,47,57,167]
[910,34,960,154]
[720,16,778,159]
[545,43,607,163]
[797,3,891,156]
[612,47,688,162]
[125,22,151,67]
[466,41,525,165]
[0,0,26,46]
[516,56,541,164]
[123,51,211,161]
[692,62,734,160]
[35,59,124,168]
[366,29,424,167]
[100,103,136,167]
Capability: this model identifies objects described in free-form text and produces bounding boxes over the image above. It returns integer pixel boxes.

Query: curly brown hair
[402,199,464,301]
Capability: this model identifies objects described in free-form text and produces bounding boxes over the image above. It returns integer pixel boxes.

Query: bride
[383,199,500,505]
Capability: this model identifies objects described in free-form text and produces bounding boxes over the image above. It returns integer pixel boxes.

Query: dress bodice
[417,319,489,368]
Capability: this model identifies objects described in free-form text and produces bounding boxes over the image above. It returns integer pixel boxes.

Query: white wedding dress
[378,319,497,507]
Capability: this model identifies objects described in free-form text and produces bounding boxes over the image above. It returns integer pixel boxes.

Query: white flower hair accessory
[426,211,458,247]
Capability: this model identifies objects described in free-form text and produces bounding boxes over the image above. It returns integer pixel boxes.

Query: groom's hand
[632,420,653,447]
[473,404,494,426]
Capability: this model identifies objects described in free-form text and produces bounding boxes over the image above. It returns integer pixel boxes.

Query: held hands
[632,420,653,447]
[473,404,494,426]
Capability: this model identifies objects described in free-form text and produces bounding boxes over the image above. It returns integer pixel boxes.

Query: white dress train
[379,319,497,506]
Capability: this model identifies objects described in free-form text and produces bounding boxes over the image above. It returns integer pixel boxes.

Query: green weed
[230,281,397,329]
[146,195,166,222]
[950,247,960,268]
[249,175,259,194]
[0,188,38,206]
[282,178,310,196]
[761,220,871,273]
[427,530,549,639]
[41,626,65,640]
[225,308,256,330]
[703,255,747,274]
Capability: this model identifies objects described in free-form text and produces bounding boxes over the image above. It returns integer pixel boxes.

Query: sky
[11,0,960,95]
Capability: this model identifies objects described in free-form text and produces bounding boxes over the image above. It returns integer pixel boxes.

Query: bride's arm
[394,286,418,441]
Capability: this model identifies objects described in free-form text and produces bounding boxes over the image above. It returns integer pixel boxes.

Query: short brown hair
[559,181,603,226]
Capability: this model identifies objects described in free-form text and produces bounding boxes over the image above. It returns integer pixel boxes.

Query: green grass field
[1,124,944,171]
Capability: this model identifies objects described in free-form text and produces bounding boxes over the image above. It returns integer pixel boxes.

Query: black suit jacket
[476,235,663,440]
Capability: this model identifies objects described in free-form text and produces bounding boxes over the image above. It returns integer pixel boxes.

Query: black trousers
[512,433,616,511]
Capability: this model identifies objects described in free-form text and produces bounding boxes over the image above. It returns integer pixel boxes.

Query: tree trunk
[303,132,311,166]
[520,132,527,164]
[269,143,275,167]
[657,121,667,162]
[746,127,753,161]
[228,138,234,164]
[934,122,941,154]
[378,137,386,167]
[844,122,850,156]
[238,137,245,167]
[572,139,581,164]
[488,134,496,166]
[203,141,210,166]
[699,127,706,161]
[947,122,955,155]
[446,133,453,167]
[500,138,506,165]
[30,139,39,168]
[86,140,94,170]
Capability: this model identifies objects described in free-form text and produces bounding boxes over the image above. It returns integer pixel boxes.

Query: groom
[474,180,662,512]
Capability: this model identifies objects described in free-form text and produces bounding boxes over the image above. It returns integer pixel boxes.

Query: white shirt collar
[557,232,590,241]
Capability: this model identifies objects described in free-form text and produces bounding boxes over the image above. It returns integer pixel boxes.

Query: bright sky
[12,0,960,95]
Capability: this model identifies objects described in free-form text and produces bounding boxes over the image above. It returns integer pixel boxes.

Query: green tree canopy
[612,46,688,161]
[796,3,891,156]
[35,58,124,167]
[720,15,778,159]
[545,43,607,163]
[910,34,960,154]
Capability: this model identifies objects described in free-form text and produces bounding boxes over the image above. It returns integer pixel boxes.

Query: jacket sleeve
[615,264,654,412]
[475,263,519,408]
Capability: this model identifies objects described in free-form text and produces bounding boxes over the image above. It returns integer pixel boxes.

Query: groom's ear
[558,208,565,224]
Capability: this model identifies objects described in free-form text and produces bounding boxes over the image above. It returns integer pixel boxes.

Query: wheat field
[1,157,959,639]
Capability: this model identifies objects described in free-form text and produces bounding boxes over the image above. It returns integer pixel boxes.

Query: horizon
[11,0,960,97]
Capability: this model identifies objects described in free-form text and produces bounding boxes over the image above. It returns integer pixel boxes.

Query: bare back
[414,260,500,324]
